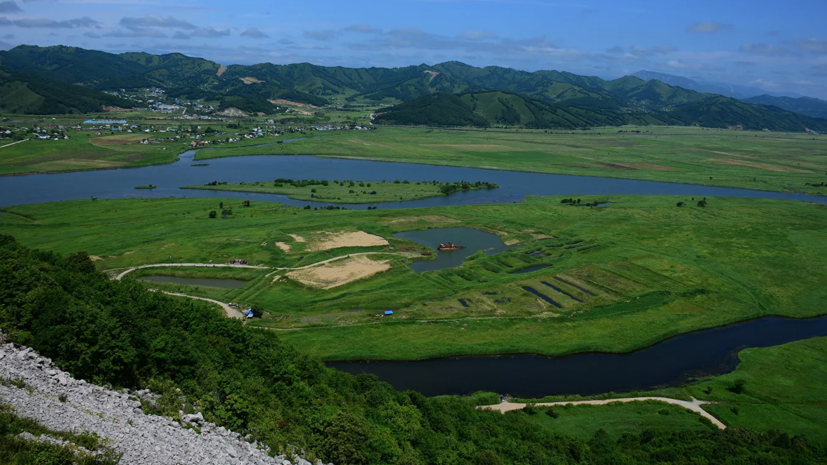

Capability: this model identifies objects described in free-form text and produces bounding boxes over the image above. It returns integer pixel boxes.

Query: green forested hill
[373,93,490,126]
[2,45,826,130]
[376,91,827,131]
[0,66,132,114]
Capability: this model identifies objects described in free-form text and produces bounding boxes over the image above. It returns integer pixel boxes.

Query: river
[1,151,824,208]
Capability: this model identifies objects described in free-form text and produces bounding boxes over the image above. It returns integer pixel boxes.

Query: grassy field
[198,126,827,196]
[504,336,827,444]
[181,179,498,203]
[687,336,827,444]
[513,401,716,440]
[0,132,182,175]
[2,194,826,361]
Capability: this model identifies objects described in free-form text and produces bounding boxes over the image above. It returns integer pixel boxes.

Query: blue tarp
[384,310,394,315]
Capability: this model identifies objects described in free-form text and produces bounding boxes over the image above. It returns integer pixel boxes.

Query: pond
[327,315,827,397]
[393,227,516,273]
[1,152,825,208]
[138,276,249,289]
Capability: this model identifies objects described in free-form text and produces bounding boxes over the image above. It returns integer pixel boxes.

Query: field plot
[1,194,826,360]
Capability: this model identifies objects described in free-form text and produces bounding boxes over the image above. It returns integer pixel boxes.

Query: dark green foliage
[0,235,825,464]
[374,93,490,127]
[208,211,217,218]
[0,66,132,114]
[729,378,747,394]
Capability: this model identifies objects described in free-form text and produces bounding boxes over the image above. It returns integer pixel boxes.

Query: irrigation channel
[329,315,827,397]
[2,150,826,208]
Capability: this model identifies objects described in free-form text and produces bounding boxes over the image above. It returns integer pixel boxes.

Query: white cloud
[787,38,827,54]
[0,1,22,13]
[457,30,498,40]
[739,43,794,56]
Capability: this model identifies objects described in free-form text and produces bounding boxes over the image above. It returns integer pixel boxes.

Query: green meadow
[199,126,827,196]
[181,179,498,204]
[2,194,826,361]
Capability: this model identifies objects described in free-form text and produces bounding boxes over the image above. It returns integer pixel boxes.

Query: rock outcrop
[0,336,326,465]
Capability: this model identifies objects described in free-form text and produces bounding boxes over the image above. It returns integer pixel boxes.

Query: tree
[208,211,217,218]
[322,413,370,465]
[697,200,708,207]
[677,202,685,207]
[729,378,747,394]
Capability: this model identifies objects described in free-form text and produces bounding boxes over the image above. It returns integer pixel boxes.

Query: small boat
[437,242,464,251]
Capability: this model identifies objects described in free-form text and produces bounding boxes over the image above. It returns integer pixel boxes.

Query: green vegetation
[198,127,827,196]
[0,404,120,464]
[183,178,498,203]
[0,66,132,114]
[1,235,825,464]
[684,336,827,444]
[3,195,826,362]
[376,91,827,131]
[517,401,715,440]
[134,184,156,190]
[374,93,490,127]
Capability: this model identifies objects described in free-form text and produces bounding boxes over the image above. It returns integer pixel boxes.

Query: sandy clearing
[424,70,439,83]
[268,99,316,108]
[288,234,307,243]
[482,398,725,429]
[89,255,103,262]
[240,76,263,84]
[216,65,227,77]
[275,242,291,252]
[308,231,389,252]
[287,255,391,289]
[622,162,675,171]
[710,158,812,173]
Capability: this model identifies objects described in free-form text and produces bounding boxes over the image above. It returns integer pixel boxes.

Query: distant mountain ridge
[0,45,825,131]
[741,95,827,120]
[631,70,802,100]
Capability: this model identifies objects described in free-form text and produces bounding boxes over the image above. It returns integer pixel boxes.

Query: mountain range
[0,45,825,132]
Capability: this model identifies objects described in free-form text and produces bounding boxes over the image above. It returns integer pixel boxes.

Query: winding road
[114,262,269,280]
[481,397,726,430]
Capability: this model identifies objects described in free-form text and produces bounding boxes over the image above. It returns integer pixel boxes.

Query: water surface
[393,227,515,272]
[1,152,824,208]
[328,316,827,397]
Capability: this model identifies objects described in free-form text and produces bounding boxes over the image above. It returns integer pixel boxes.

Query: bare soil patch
[268,99,317,109]
[308,231,389,251]
[287,255,391,289]
[240,77,264,84]
[288,234,306,243]
[216,65,227,77]
[710,158,812,173]
[275,242,291,253]
[89,134,146,147]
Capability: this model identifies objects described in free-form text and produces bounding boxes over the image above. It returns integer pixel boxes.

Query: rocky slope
[0,334,326,465]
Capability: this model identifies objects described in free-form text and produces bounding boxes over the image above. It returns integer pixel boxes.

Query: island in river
[181,178,498,204]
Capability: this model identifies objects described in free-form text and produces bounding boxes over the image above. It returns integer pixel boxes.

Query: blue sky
[1,0,826,98]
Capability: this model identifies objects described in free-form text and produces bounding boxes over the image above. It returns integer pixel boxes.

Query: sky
[1,0,826,98]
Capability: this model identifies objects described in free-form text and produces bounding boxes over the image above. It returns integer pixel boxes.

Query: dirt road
[114,263,269,280]
[481,397,726,430]
[156,291,246,320]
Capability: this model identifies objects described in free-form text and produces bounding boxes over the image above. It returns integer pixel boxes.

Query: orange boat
[437,242,464,251]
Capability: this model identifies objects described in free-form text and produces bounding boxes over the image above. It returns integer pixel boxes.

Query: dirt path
[156,291,246,320]
[481,397,725,429]
[0,139,26,149]
[114,263,269,280]
[275,252,408,271]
